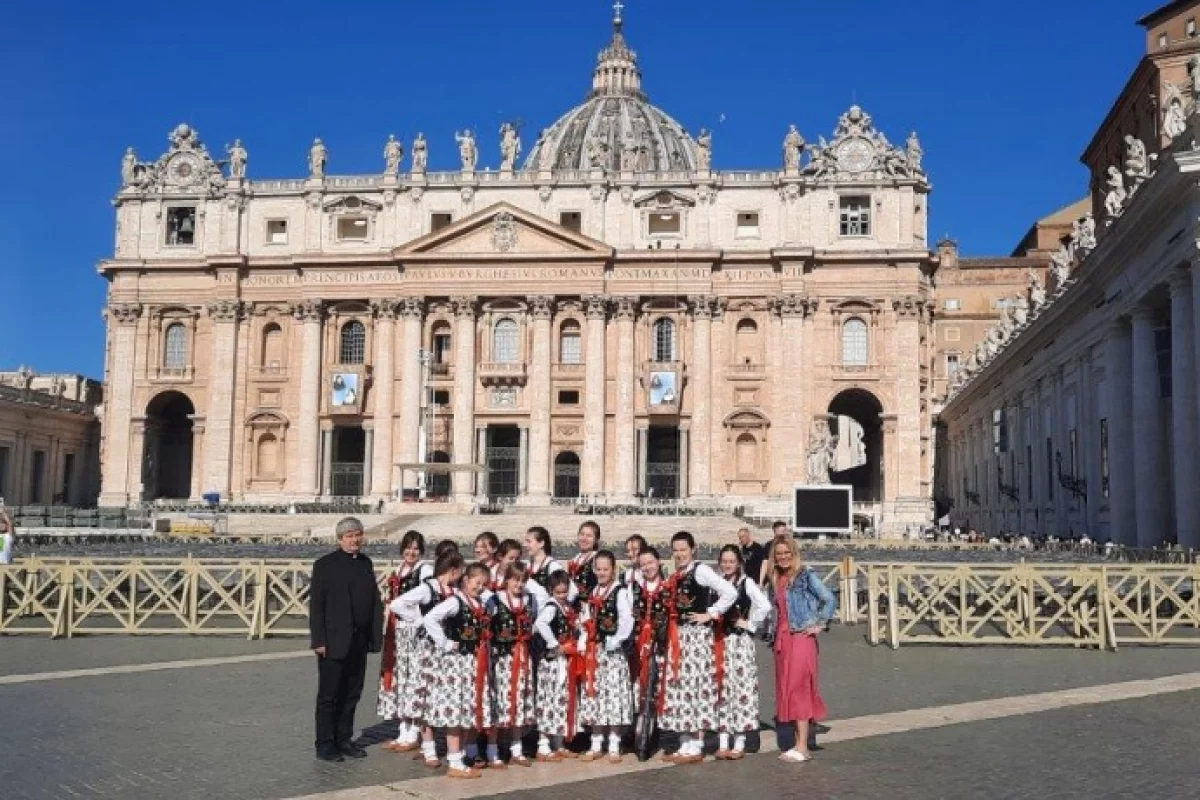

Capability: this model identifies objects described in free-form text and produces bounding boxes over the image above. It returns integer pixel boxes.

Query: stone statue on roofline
[783,124,804,171]
[1123,135,1149,190]
[383,134,404,176]
[411,133,428,173]
[906,131,924,175]
[1163,81,1189,140]
[1028,271,1046,311]
[121,147,139,186]
[499,123,521,171]
[308,138,327,179]
[696,128,712,171]
[1049,245,1072,287]
[455,129,477,172]
[1012,295,1029,327]
[1104,166,1127,221]
[226,139,248,179]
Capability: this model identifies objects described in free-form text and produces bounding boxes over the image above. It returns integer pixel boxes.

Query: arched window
[257,433,279,478]
[736,433,758,476]
[261,323,283,373]
[493,318,519,363]
[842,317,868,367]
[652,318,676,362]
[339,320,366,364]
[559,320,582,364]
[163,323,187,371]
[735,318,758,364]
[431,321,452,365]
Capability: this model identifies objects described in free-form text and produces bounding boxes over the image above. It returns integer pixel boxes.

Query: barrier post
[186,557,199,635]
[53,562,73,639]
[249,560,267,641]
[1100,565,1117,651]
[887,565,900,650]
[866,564,880,646]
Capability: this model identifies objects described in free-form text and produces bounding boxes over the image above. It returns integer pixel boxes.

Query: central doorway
[645,426,679,500]
[143,391,195,500]
[331,426,366,497]
[486,426,521,501]
[828,389,883,503]
[554,451,581,499]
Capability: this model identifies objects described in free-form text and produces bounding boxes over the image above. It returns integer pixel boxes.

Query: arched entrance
[554,451,581,499]
[143,391,195,500]
[827,389,883,503]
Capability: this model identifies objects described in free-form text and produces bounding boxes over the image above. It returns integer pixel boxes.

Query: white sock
[537,735,552,754]
[486,743,499,762]
[511,740,524,758]
[733,734,746,752]
[678,732,693,753]
[608,732,621,753]
[589,734,604,753]
[718,733,730,750]
[421,740,437,758]
[448,750,465,769]
[465,743,478,761]
[685,735,702,755]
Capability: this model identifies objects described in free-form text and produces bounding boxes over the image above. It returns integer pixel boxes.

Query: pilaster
[451,296,478,502]
[98,303,142,507]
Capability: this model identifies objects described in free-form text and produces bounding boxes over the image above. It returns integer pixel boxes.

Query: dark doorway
[828,389,884,503]
[554,451,581,499]
[428,450,451,499]
[646,426,679,500]
[486,426,521,500]
[144,391,195,500]
[332,426,366,497]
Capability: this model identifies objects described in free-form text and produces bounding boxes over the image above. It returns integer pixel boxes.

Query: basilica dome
[524,14,698,173]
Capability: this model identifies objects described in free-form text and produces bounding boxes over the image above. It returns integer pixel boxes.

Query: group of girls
[373,522,770,780]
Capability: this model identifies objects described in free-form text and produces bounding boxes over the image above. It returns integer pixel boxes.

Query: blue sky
[0,0,1147,377]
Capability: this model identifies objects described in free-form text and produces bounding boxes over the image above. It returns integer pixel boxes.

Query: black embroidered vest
[632,579,671,642]
[530,557,557,590]
[673,565,714,622]
[723,576,753,636]
[589,585,622,642]
[490,593,533,656]
[444,596,489,654]
[569,554,599,604]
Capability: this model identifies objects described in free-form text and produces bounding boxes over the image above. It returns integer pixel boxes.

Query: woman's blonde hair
[769,534,804,583]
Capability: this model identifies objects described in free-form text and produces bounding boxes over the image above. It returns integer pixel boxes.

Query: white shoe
[779,749,810,763]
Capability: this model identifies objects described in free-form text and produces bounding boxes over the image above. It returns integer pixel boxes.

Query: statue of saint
[308,138,327,179]
[455,129,478,171]
[1075,213,1097,253]
[1049,245,1072,287]
[1123,135,1148,182]
[1163,82,1188,140]
[383,134,404,176]
[1104,165,1127,219]
[226,139,248,179]
[620,128,639,172]
[586,134,607,169]
[499,123,521,171]
[1028,272,1046,310]
[121,147,138,186]
[783,124,805,171]
[1012,295,1029,327]
[411,133,428,173]
[805,137,831,179]
[805,419,837,485]
[905,131,924,175]
[696,128,712,171]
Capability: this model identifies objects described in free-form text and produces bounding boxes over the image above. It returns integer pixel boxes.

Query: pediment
[394,202,613,261]
[633,189,695,209]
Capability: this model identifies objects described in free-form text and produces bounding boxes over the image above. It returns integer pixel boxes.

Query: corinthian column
[582,296,608,496]
[201,300,243,498]
[527,296,553,503]
[451,297,478,503]
[398,298,425,488]
[1131,306,1168,547]
[688,296,715,497]
[369,299,399,500]
[99,302,142,506]
[1169,272,1200,549]
[613,297,637,500]
[294,300,325,498]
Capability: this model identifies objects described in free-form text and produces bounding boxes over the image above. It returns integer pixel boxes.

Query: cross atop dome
[613,0,624,29]
[593,0,643,99]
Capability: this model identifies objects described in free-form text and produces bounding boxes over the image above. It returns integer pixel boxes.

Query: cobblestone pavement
[3,628,1198,799]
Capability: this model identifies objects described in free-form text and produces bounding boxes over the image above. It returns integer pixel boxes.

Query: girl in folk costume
[567,520,602,604]
[523,526,578,607]
[377,530,433,753]
[497,538,523,572]
[391,552,464,768]
[623,534,648,586]
[658,531,738,765]
[474,531,502,590]
[534,571,586,762]
[713,545,771,760]
[629,546,670,708]
[578,550,635,762]
[423,562,495,780]
[484,562,537,768]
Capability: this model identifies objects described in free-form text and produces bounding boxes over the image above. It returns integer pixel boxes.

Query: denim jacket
[768,567,837,636]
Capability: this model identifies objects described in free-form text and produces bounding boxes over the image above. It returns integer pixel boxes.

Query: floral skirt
[716,632,760,733]
[658,624,718,734]
[535,655,576,738]
[579,647,633,727]
[425,649,493,730]
[376,623,424,720]
[490,651,536,729]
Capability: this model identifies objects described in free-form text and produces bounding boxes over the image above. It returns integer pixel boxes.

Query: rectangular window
[165,207,196,245]
[432,389,450,407]
[1100,419,1110,498]
[1046,437,1054,499]
[735,212,760,238]
[559,211,582,233]
[430,212,453,232]
[557,390,580,405]
[648,211,681,235]
[838,196,871,236]
[266,219,288,244]
[992,408,1006,454]
[336,217,368,241]
[1159,32,1168,48]
[560,331,582,364]
[946,353,960,377]
[62,453,75,504]
[944,327,961,342]
[30,450,46,504]
[943,298,962,311]
[433,333,452,365]
[1189,18,1197,36]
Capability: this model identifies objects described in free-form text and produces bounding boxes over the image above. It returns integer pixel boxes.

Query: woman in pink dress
[768,535,835,764]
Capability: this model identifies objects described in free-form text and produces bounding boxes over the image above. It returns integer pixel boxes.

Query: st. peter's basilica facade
[99,12,937,533]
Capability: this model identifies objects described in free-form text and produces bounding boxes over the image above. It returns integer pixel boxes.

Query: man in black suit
[736,526,766,586]
[310,517,383,762]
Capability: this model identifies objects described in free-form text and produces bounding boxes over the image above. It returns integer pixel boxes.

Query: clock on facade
[836,138,874,173]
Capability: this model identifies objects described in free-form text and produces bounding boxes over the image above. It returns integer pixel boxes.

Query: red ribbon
[506,597,532,724]
[562,607,582,735]
[379,573,403,692]
[582,600,601,698]
[632,581,663,708]
[464,596,492,732]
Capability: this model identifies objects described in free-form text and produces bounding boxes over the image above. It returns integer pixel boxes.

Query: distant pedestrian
[310,517,384,762]
[758,520,791,585]
[768,535,835,764]
[736,527,765,585]
[0,507,13,565]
